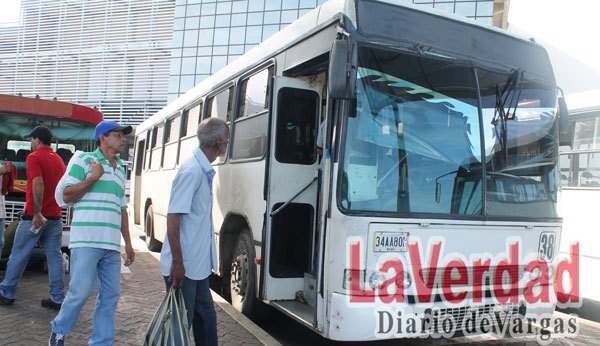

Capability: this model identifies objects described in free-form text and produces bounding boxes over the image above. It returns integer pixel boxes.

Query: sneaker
[0,293,14,305]
[48,331,64,346]
[41,298,62,310]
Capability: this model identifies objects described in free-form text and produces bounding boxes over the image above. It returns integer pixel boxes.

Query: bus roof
[0,94,104,126]
[136,0,553,134]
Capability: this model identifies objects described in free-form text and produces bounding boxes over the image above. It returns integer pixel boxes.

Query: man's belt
[21,214,62,220]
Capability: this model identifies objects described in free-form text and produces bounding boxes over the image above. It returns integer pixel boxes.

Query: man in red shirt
[0,126,66,309]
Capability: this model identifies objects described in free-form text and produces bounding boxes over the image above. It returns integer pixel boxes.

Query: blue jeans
[164,276,218,346]
[51,248,121,346]
[0,219,64,303]
[0,218,5,256]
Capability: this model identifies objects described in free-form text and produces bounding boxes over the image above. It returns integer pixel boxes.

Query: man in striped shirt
[49,121,135,346]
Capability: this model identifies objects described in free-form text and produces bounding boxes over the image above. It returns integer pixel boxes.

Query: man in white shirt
[160,118,229,346]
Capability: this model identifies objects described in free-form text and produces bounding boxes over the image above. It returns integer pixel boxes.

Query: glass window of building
[230,27,246,44]
[214,28,230,45]
[455,2,476,17]
[248,0,265,12]
[184,30,199,46]
[232,1,249,13]
[211,56,228,72]
[264,11,280,24]
[262,25,279,40]
[196,57,212,73]
[282,0,298,10]
[299,0,315,8]
[217,2,233,14]
[216,14,231,27]
[180,75,195,92]
[202,3,217,15]
[200,15,216,28]
[247,12,263,25]
[231,13,247,25]
[181,57,196,74]
[198,29,215,46]
[265,0,282,11]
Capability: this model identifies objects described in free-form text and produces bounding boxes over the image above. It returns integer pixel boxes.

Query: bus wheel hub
[231,253,248,297]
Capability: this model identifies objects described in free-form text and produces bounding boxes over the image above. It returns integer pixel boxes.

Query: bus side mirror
[328,38,357,99]
[558,96,570,146]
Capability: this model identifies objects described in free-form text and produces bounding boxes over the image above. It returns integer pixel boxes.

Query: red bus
[0,94,103,225]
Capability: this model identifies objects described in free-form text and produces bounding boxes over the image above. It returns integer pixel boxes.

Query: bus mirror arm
[557,88,570,147]
[270,176,318,217]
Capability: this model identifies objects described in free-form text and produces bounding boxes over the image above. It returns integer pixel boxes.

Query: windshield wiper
[491,69,524,165]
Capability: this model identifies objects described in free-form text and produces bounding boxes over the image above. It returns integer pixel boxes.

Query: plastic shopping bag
[143,287,191,346]
[55,150,83,207]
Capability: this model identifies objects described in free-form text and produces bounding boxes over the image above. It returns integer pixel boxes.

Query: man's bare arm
[121,209,135,266]
[167,213,185,288]
[32,176,45,229]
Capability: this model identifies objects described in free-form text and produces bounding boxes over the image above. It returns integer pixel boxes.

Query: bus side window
[150,125,164,171]
[231,67,272,161]
[145,129,154,171]
[179,103,202,164]
[206,86,234,164]
[275,88,318,165]
[206,86,233,122]
[163,115,181,169]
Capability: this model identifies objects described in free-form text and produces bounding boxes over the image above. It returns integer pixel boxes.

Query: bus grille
[3,201,71,228]
[426,302,520,333]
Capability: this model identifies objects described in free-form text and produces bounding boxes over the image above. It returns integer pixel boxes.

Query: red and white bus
[0,94,103,227]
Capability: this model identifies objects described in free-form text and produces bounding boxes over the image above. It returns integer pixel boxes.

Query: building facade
[0,0,499,124]
[167,0,498,101]
[0,0,175,125]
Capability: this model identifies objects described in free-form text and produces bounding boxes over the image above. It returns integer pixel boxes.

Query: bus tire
[230,230,267,320]
[145,206,162,252]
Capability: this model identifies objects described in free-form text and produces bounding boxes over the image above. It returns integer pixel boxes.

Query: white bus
[130,0,568,340]
[559,102,600,316]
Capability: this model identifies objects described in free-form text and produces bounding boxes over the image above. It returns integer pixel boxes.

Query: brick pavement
[0,249,268,346]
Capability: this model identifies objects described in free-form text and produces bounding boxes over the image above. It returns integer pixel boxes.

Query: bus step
[271,300,316,329]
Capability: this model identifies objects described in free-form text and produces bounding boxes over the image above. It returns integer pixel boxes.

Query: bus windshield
[0,113,96,183]
[340,46,559,218]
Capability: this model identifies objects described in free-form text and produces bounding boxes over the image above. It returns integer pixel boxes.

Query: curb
[211,291,282,346]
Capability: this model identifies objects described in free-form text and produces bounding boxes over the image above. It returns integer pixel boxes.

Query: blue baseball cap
[94,121,132,142]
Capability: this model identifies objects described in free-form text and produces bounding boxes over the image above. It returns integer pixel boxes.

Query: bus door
[263,77,321,309]
[132,137,146,224]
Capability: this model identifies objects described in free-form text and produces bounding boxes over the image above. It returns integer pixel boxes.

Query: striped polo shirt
[64,149,127,251]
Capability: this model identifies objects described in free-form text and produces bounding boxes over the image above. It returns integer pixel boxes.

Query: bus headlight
[343,269,365,290]
[397,271,412,289]
[369,272,387,290]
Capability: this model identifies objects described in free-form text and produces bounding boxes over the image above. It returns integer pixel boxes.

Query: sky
[508,0,600,107]
[0,0,20,27]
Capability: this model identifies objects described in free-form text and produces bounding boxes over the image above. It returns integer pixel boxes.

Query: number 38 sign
[538,232,556,262]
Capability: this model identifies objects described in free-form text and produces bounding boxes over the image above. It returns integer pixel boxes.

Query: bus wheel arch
[144,202,161,252]
[230,229,267,320]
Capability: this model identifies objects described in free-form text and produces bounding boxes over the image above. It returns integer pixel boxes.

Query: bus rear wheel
[230,230,266,320]
[145,206,161,252]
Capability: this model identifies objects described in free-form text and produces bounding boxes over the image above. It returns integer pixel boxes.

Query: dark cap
[94,120,132,142]
[24,125,52,145]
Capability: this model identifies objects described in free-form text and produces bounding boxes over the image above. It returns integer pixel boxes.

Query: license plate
[374,232,408,252]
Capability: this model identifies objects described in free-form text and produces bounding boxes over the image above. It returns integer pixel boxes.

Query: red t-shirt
[24,146,66,217]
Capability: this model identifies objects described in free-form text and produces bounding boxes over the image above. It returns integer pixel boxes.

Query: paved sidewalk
[0,243,274,346]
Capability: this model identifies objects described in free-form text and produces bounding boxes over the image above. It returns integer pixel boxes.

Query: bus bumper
[328,291,556,341]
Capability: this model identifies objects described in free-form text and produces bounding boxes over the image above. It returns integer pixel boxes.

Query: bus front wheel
[230,230,266,320]
[145,206,161,252]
